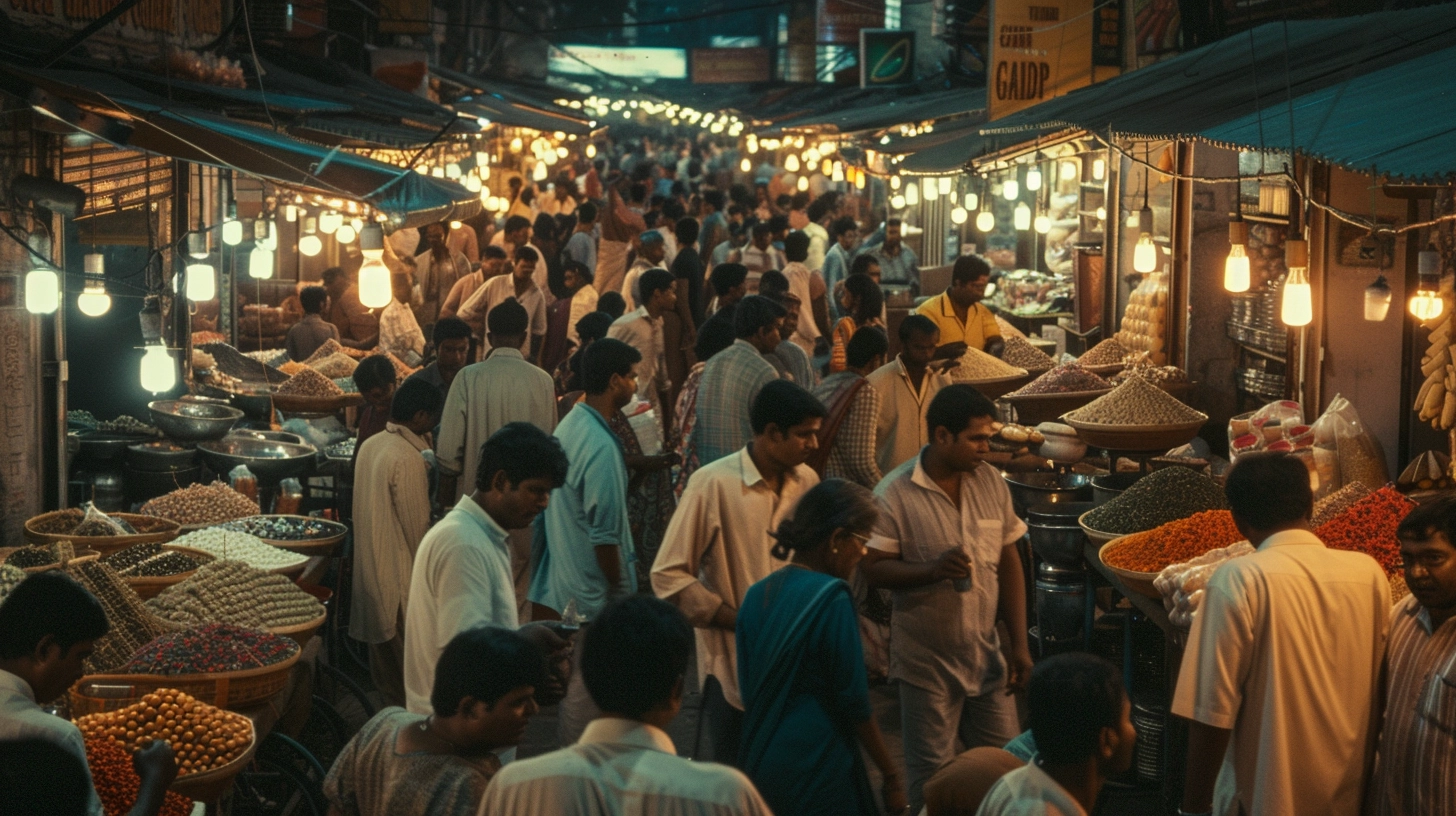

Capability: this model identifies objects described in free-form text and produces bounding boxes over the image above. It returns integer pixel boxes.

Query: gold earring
[830,546,839,555]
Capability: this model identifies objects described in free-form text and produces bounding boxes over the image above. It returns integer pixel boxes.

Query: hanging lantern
[532,162,548,182]
[248,246,274,280]
[890,175,901,190]
[1025,167,1042,191]
[255,219,277,251]
[1034,214,1051,234]
[23,265,57,314]
[1223,217,1251,293]
[1411,244,1446,321]
[740,157,752,173]
[951,207,968,225]
[139,344,176,393]
[476,150,490,166]
[464,176,482,192]
[785,154,801,173]
[831,162,845,182]
[1364,275,1392,322]
[221,213,243,246]
[1002,179,1019,200]
[1013,202,1032,231]
[963,192,978,210]
[1060,161,1078,180]
[1281,239,1313,326]
[922,178,938,201]
[821,158,833,176]
[1095,206,1107,221]
[854,170,866,190]
[299,217,322,257]
[185,262,216,302]
[318,211,342,234]
[335,225,357,245]
[938,177,952,196]
[904,180,920,206]
[431,166,445,178]
[796,176,809,192]
[445,163,462,179]
[358,257,392,309]
[976,210,995,232]
[284,204,297,222]
[1092,158,1106,180]
[1132,208,1158,273]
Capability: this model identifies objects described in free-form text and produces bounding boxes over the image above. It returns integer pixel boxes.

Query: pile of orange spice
[1102,510,1244,573]
[82,733,192,816]
[1314,485,1412,575]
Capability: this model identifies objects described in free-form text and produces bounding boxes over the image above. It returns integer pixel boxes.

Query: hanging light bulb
[585,143,597,158]
[1095,206,1107,221]
[510,137,524,152]
[1364,275,1392,322]
[360,223,385,260]
[976,210,995,232]
[77,277,110,316]
[284,204,297,222]
[335,224,357,245]
[938,177,952,196]
[476,150,490,166]
[891,194,906,210]
[532,162,548,182]
[464,175,482,192]
[1013,202,1032,230]
[890,175,901,190]
[1411,243,1445,321]
[1061,161,1079,180]
[831,162,845,182]
[431,166,446,178]
[1132,207,1158,273]
[139,344,176,393]
[904,180,920,206]
[963,192,978,210]
[24,264,59,314]
[1092,158,1106,180]
[740,157,752,173]
[1034,213,1051,234]
[855,170,866,190]
[797,176,809,192]
[185,262,216,301]
[445,163,462,179]
[221,206,243,246]
[358,257,392,309]
[479,164,490,180]
[318,211,342,234]
[255,219,277,251]
[1025,167,1042,191]
[805,148,821,165]
[951,207,968,225]
[1224,216,1251,293]
[1281,239,1313,327]
[299,217,322,257]
[922,178,938,201]
[248,245,274,279]
[821,158,833,176]
[785,154,800,173]
[1002,179,1019,200]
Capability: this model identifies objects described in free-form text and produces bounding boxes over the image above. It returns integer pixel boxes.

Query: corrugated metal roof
[981,4,1456,143]
[1199,44,1456,180]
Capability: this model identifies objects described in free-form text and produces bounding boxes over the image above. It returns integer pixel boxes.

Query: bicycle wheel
[229,752,326,816]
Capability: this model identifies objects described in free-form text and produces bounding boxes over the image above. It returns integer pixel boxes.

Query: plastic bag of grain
[1310,394,1388,498]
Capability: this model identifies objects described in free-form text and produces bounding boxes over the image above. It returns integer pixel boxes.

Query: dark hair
[1397,494,1456,546]
[1224,453,1313,530]
[846,326,889,369]
[582,338,641,395]
[487,299,529,338]
[829,216,858,240]
[582,596,694,718]
[433,316,472,346]
[694,315,737,361]
[757,269,790,299]
[597,291,627,319]
[629,182,648,204]
[504,215,532,235]
[674,217,699,246]
[354,355,397,392]
[751,222,772,239]
[886,217,902,229]
[514,245,540,264]
[482,245,508,261]
[638,268,676,303]
[790,191,811,211]
[390,377,445,422]
[431,627,546,717]
[844,274,883,323]
[299,285,327,314]
[710,263,748,296]
[850,254,880,278]
[662,199,686,221]
[576,311,615,344]
[533,213,556,242]
[767,214,789,235]
[1029,653,1126,765]
[784,231,811,262]
[751,379,827,435]
[321,266,345,286]
[925,384,997,439]
[563,259,595,286]
[774,194,792,210]
[704,190,725,211]
[898,313,939,343]
[577,201,599,224]
[477,422,569,491]
[733,295,786,339]
[770,478,878,560]
[0,572,108,660]
[952,254,993,286]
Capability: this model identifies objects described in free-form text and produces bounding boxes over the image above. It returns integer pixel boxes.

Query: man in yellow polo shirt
[915,254,1004,361]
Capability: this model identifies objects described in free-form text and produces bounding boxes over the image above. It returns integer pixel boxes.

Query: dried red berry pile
[1313,485,1413,575]
[83,732,193,816]
[124,623,298,675]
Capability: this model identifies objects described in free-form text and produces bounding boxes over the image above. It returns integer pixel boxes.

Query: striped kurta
[1370,595,1456,816]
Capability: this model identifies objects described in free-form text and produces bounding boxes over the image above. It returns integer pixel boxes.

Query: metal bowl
[1028,521,1088,570]
[126,440,198,472]
[1004,472,1093,516]
[196,438,317,483]
[77,431,156,463]
[225,430,306,447]
[148,400,244,442]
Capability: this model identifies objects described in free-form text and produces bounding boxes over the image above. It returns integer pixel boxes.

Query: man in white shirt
[653,380,825,766]
[349,379,442,708]
[778,232,824,358]
[976,653,1137,816]
[867,315,951,474]
[440,246,508,339]
[479,596,772,815]
[1173,452,1390,816]
[609,267,675,425]
[457,246,548,361]
[404,423,571,715]
[413,221,472,330]
[732,222,785,292]
[622,230,667,312]
[862,384,1033,813]
[0,572,177,816]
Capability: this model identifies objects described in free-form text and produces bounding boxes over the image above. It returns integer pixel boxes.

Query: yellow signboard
[988,0,1099,121]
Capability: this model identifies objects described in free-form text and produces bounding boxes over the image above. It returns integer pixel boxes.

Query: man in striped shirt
[692,296,786,466]
[1369,496,1456,816]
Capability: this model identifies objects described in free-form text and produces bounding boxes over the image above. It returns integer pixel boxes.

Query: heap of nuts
[168,529,307,571]
[83,733,193,816]
[948,348,1026,382]
[5,541,75,569]
[1078,337,1131,367]
[125,623,299,674]
[1064,376,1206,426]
[141,482,260,526]
[1006,363,1114,397]
[1001,335,1056,371]
[275,366,343,397]
[76,690,253,776]
[148,559,323,628]
[101,544,212,578]
[32,507,86,534]
[66,561,181,673]
[309,352,358,379]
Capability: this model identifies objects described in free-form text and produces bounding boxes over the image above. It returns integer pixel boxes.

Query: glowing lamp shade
[284,204,297,222]
[831,162,845,182]
[1364,276,1392,322]
[963,192,978,210]
[796,176,809,191]
[24,264,59,314]
[1282,271,1314,326]
[938,177,952,195]
[299,233,323,257]
[335,225,357,245]
[139,344,177,393]
[976,210,996,232]
[358,257,392,309]
[185,263,216,302]
[821,158,833,176]
[221,218,244,246]
[890,175,901,190]
[855,171,866,190]
[510,137,523,152]
[77,279,111,317]
[1002,179,1019,200]
[1413,245,1445,321]
[1060,161,1078,180]
[1034,214,1052,234]
[1092,158,1106,180]
[532,162,548,182]
[951,207,968,225]
[445,163,461,179]
[784,154,800,173]
[891,194,906,210]
[904,181,920,206]
[1411,290,1445,322]
[922,178,938,201]
[248,246,274,280]
[1025,167,1042,191]
[1132,234,1159,273]
[586,143,598,158]
[1013,202,1032,230]
[464,175,482,192]
[740,157,752,173]
[431,166,445,178]
[1223,245,1251,292]
[318,211,342,234]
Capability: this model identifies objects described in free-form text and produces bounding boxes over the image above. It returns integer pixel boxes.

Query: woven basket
[69,649,301,714]
[270,610,328,648]
[1001,389,1112,426]
[170,720,257,802]
[1097,536,1163,598]
[119,546,217,600]
[24,511,181,552]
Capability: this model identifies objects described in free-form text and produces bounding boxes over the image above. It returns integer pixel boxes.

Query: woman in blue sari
[737,479,907,815]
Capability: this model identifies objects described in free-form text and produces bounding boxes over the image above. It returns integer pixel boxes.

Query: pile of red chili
[83,733,192,816]
[1314,485,1412,575]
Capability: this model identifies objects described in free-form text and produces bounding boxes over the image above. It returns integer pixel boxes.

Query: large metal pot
[1004,472,1093,517]
[148,400,244,442]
